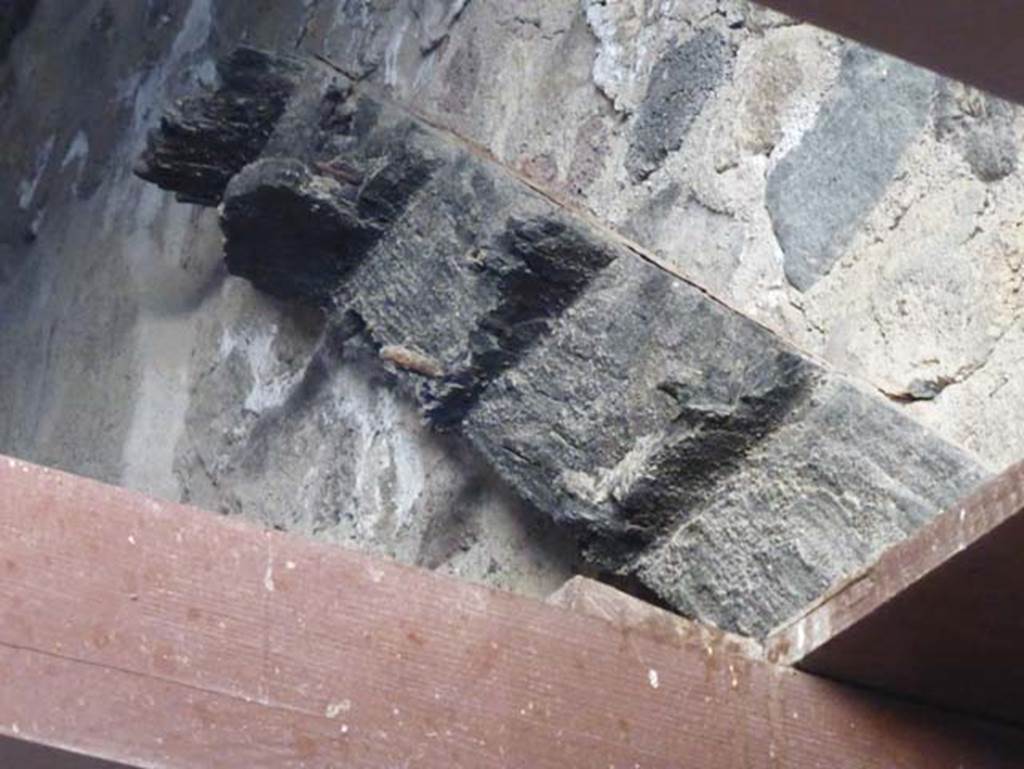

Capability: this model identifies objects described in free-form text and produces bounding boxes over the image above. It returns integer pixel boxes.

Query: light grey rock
[766,44,934,290]
[636,377,986,635]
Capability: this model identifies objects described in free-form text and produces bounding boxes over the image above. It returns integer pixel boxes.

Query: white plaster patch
[18,135,56,209]
[384,15,411,87]
[61,130,90,171]
[219,324,305,414]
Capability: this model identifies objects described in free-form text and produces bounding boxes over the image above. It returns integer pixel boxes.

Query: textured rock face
[136,48,985,635]
[1,0,1021,635]
[765,45,935,290]
[626,29,733,181]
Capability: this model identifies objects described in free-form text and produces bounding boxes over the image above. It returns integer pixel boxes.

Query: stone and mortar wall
[1,1,1021,627]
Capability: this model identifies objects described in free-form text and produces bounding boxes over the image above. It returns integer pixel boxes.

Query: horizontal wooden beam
[0,736,131,769]
[1,455,1023,767]
[769,460,1024,726]
[755,0,1024,104]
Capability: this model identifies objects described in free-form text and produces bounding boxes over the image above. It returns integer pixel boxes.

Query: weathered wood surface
[769,460,1024,726]
[547,575,765,661]
[0,736,132,769]
[756,0,1024,105]
[1,455,1022,767]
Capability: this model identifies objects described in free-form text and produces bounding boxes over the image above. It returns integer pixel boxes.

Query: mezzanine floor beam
[0,455,1022,767]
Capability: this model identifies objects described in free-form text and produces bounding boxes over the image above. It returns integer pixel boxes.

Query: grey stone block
[766,45,934,291]
[626,29,733,181]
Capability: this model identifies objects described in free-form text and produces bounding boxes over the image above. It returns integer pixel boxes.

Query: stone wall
[1,0,1020,631]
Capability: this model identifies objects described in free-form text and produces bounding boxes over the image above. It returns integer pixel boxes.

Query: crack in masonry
[294,0,319,52]
[419,0,473,56]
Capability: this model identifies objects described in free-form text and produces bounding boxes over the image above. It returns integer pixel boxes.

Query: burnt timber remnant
[137,48,987,637]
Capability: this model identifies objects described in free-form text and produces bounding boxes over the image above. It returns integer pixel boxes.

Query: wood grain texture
[0,736,134,769]
[547,576,764,661]
[1,454,1022,768]
[755,0,1024,104]
[769,461,1024,725]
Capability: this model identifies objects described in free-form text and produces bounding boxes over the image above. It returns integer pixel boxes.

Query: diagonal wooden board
[754,0,1024,105]
[0,454,1022,767]
[768,460,1024,726]
[0,736,134,769]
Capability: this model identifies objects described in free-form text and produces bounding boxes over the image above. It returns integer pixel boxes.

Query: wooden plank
[0,736,133,769]
[768,461,1024,726]
[754,0,1024,104]
[1,455,1022,767]
[546,575,764,661]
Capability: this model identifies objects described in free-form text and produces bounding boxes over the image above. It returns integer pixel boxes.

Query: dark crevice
[0,0,37,63]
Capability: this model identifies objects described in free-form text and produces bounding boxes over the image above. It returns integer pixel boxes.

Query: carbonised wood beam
[768,461,1024,726]
[754,0,1024,104]
[1,456,1023,768]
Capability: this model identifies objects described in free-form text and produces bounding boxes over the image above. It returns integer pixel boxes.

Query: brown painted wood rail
[1,454,1023,767]
[755,0,1024,105]
[769,460,1024,727]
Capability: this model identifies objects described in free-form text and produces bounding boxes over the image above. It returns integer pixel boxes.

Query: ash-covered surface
[136,48,986,636]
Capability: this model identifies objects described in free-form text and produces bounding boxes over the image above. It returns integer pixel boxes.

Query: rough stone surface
[636,377,982,634]
[2,0,1023,632]
[935,82,1019,183]
[136,47,305,205]
[626,29,733,181]
[134,48,986,635]
[766,44,935,290]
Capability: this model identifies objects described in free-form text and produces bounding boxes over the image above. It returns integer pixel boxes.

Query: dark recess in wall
[0,0,37,62]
